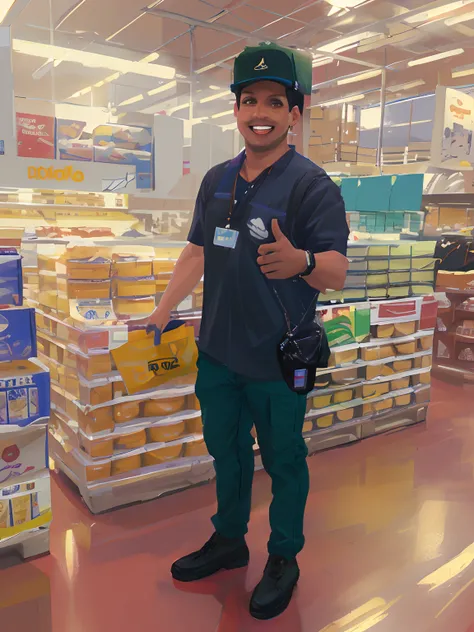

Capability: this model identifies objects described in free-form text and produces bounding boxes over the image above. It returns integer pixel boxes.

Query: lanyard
[225,163,273,229]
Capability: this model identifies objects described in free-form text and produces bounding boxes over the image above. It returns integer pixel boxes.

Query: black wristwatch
[300,250,316,277]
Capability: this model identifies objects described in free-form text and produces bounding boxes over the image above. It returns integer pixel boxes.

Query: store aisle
[1,377,474,632]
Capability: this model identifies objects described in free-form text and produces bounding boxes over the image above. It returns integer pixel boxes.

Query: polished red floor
[2,377,474,631]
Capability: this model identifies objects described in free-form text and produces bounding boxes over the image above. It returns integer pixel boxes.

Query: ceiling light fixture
[386,79,426,92]
[337,69,381,85]
[118,94,144,107]
[0,0,18,23]
[200,90,231,103]
[319,31,382,54]
[405,1,474,24]
[452,65,474,78]
[445,8,474,24]
[316,93,365,107]
[168,102,191,114]
[408,48,464,66]
[209,85,222,90]
[147,80,177,96]
[326,0,367,8]
[211,109,235,119]
[70,86,92,98]
[12,39,175,79]
[312,57,333,67]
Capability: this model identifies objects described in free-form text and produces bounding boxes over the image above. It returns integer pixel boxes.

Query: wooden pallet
[0,527,50,561]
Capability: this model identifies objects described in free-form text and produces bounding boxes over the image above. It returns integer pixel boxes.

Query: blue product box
[0,308,36,362]
[0,250,23,306]
[0,360,50,427]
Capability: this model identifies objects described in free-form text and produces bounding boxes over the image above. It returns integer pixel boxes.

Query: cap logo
[254,58,268,71]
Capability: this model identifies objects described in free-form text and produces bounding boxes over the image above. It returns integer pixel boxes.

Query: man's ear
[290,105,301,128]
[234,101,239,116]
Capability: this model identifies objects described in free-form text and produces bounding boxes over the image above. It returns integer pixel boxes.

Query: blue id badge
[214,226,239,249]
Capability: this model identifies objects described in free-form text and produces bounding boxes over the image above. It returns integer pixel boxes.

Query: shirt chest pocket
[246,201,287,245]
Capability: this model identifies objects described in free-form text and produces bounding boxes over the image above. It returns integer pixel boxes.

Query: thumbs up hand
[257,218,308,280]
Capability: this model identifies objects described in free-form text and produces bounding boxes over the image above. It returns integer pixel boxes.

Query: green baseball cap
[230,42,313,96]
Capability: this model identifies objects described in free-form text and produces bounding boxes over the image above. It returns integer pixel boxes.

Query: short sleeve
[187,176,208,247]
[295,175,349,256]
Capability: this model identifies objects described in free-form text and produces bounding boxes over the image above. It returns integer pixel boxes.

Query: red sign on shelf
[16,113,55,159]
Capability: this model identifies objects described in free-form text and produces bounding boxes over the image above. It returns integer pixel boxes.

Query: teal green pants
[195,353,309,560]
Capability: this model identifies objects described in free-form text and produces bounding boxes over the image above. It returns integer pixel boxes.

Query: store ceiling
[6,0,474,125]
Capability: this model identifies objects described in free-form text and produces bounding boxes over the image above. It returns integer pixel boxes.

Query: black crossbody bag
[273,170,331,395]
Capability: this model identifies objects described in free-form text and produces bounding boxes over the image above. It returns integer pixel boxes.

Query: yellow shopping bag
[111,325,198,395]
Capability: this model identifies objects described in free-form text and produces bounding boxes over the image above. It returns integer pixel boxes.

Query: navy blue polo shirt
[188,148,348,381]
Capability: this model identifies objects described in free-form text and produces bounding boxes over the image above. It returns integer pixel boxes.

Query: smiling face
[234,80,300,154]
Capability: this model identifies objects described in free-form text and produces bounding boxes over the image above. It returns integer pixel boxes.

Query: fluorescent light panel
[168,102,191,114]
[408,48,464,66]
[312,57,333,67]
[118,94,144,106]
[211,109,234,119]
[147,80,177,96]
[405,0,474,23]
[317,94,365,107]
[319,31,382,54]
[445,8,474,24]
[452,65,474,77]
[386,79,426,92]
[337,69,381,86]
[200,90,231,103]
[0,0,16,23]
[12,39,175,80]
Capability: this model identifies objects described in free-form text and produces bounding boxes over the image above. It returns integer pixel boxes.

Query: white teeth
[252,126,272,130]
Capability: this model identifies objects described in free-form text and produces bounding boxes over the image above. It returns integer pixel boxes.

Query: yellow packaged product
[389,271,410,284]
[362,383,389,398]
[113,381,127,398]
[114,429,147,451]
[77,354,112,380]
[78,409,114,434]
[10,496,32,525]
[302,421,313,433]
[377,324,394,338]
[394,321,417,337]
[187,394,201,411]
[111,454,142,475]
[80,382,113,406]
[395,393,411,407]
[417,371,431,385]
[391,377,411,390]
[153,260,175,276]
[156,279,170,293]
[39,290,58,310]
[312,394,332,409]
[67,280,111,299]
[113,401,140,424]
[66,259,111,280]
[393,359,413,373]
[334,348,358,365]
[147,421,185,443]
[363,398,393,416]
[85,461,111,482]
[112,277,156,298]
[112,257,153,278]
[336,408,354,422]
[331,368,359,384]
[184,439,208,457]
[113,297,155,317]
[419,335,434,351]
[81,435,114,458]
[333,390,353,404]
[367,273,388,287]
[361,345,395,361]
[143,398,185,417]
[414,355,432,369]
[186,416,203,433]
[0,499,9,528]
[368,259,389,271]
[112,325,198,395]
[143,443,183,465]
[395,341,417,356]
[316,414,333,428]
[366,364,394,380]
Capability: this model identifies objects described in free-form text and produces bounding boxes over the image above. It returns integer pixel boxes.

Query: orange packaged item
[80,382,113,406]
[81,436,114,458]
[85,461,112,482]
[187,394,201,411]
[147,421,185,443]
[111,454,142,475]
[112,277,156,298]
[113,381,127,398]
[184,439,208,457]
[143,443,182,466]
[186,416,203,433]
[114,429,147,451]
[66,258,111,280]
[112,257,152,278]
[113,401,140,424]
[143,398,185,417]
[66,280,111,299]
[78,408,114,434]
[111,324,198,395]
[77,353,112,380]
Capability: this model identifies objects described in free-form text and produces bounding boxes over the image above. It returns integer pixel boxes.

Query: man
[145,42,349,619]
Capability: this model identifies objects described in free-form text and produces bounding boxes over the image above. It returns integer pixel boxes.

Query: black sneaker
[249,555,300,620]
[171,532,249,582]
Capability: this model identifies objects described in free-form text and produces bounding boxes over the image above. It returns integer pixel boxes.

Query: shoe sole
[171,556,249,583]
[249,576,299,621]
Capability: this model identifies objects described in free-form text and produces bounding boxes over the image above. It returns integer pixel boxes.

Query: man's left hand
[257,219,307,280]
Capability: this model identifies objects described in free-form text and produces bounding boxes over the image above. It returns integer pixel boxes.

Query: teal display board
[389,174,424,211]
[355,176,392,212]
[340,174,423,213]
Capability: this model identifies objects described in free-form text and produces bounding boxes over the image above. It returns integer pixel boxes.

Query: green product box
[317,303,370,348]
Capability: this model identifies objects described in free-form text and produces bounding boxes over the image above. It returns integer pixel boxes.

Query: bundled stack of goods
[308,105,377,166]
[321,240,437,303]
[304,296,437,451]
[0,233,51,558]
[340,174,425,237]
[433,233,474,381]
